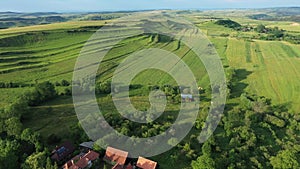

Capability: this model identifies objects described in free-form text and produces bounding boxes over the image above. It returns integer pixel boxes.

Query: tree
[46,157,57,169]
[271,27,284,38]
[24,81,57,106]
[35,81,57,102]
[240,93,252,110]
[46,157,52,169]
[96,81,111,94]
[5,117,22,137]
[270,150,299,169]
[168,137,179,147]
[256,24,266,33]
[64,87,71,96]
[202,141,212,155]
[0,139,20,169]
[21,128,39,143]
[61,80,70,86]
[22,151,47,169]
[215,19,241,29]
[191,154,215,169]
[3,99,27,119]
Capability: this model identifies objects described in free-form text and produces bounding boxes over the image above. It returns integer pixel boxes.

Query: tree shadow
[231,69,252,98]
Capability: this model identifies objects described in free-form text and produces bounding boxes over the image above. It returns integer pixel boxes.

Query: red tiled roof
[84,150,99,161]
[104,147,128,165]
[75,157,90,169]
[126,163,134,169]
[64,151,99,169]
[136,156,157,169]
[112,164,124,169]
[68,165,79,169]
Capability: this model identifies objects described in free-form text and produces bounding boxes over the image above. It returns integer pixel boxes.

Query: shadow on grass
[230,69,252,98]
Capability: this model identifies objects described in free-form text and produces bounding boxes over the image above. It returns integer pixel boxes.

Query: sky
[0,0,299,12]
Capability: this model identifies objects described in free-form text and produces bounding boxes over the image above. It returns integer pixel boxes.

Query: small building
[79,141,94,150]
[125,163,134,169]
[181,94,193,102]
[112,164,124,169]
[112,162,134,169]
[103,147,128,166]
[51,141,75,162]
[63,150,100,169]
[136,156,157,169]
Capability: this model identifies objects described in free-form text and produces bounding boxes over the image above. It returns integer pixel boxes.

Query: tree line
[0,81,60,169]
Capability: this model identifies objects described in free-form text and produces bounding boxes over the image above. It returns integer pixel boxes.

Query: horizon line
[0,6,299,13]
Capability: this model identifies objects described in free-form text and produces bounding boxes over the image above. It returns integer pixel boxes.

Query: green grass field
[208,36,300,111]
[197,16,300,112]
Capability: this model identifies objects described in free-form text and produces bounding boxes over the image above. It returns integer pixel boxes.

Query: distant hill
[0,15,68,29]
[248,7,300,22]
[0,11,127,29]
[268,7,300,16]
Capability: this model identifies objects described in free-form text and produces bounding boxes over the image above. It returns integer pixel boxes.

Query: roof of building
[51,141,75,161]
[104,146,128,165]
[79,141,94,149]
[112,164,124,169]
[136,156,157,169]
[64,150,99,169]
[181,94,193,99]
[75,157,90,169]
[126,163,134,169]
[84,150,99,161]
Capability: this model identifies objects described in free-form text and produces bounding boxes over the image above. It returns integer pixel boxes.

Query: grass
[22,96,77,140]
[245,41,252,63]
[213,38,300,111]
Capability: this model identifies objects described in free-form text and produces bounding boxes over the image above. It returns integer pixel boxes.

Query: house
[103,147,128,166]
[64,150,100,169]
[125,163,134,169]
[112,164,124,169]
[51,141,75,162]
[136,157,157,169]
[181,94,193,102]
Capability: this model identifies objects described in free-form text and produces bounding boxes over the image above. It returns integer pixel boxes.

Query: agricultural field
[0,8,300,169]
[196,15,300,112]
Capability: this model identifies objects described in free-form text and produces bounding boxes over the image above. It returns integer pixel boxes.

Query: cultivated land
[0,8,300,169]
[2,10,299,111]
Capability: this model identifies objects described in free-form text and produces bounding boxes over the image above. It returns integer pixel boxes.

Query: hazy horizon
[0,6,300,13]
[0,0,299,13]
